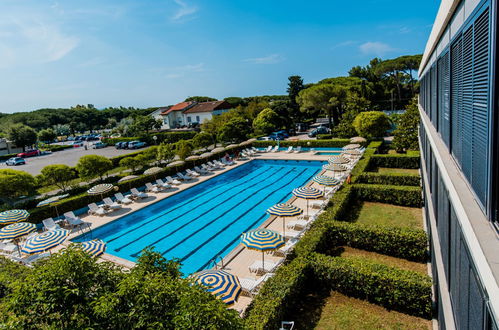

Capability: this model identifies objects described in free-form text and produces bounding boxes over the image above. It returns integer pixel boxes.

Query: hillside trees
[7,124,37,151]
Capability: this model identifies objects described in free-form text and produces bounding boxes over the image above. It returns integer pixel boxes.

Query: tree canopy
[39,164,76,192]
[352,111,391,138]
[252,108,280,135]
[76,155,113,181]
[0,169,36,205]
[392,97,421,152]
[7,124,37,151]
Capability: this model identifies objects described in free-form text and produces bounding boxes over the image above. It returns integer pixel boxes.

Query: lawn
[338,246,427,274]
[291,291,431,330]
[375,167,420,175]
[352,201,423,230]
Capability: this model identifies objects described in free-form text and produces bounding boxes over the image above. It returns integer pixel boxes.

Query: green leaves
[392,98,421,152]
[39,164,77,192]
[75,155,113,181]
[6,123,37,151]
[0,169,36,205]
[352,111,391,138]
[252,108,280,135]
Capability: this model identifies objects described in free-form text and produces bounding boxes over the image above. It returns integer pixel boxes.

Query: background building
[418,0,498,328]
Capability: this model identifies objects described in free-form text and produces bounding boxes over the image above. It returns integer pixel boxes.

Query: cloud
[243,54,284,64]
[0,17,79,67]
[399,26,412,34]
[359,42,396,56]
[171,0,198,21]
[331,40,357,50]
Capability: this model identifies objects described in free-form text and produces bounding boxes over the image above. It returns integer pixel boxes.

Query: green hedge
[253,139,354,148]
[316,134,334,140]
[310,253,432,319]
[40,144,73,152]
[353,184,422,207]
[355,172,421,186]
[244,258,311,330]
[323,221,427,262]
[370,154,420,169]
[0,153,18,161]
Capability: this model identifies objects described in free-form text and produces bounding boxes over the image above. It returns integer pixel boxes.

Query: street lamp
[153,135,158,145]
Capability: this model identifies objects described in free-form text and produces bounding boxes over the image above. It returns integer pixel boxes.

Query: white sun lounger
[64,211,85,227]
[165,176,182,185]
[271,145,279,152]
[130,188,148,199]
[240,273,275,297]
[293,146,302,153]
[274,239,299,256]
[285,228,307,240]
[221,158,235,166]
[177,172,192,181]
[10,252,51,267]
[214,160,226,167]
[194,166,209,174]
[88,203,108,216]
[310,200,328,209]
[103,197,122,209]
[209,161,223,168]
[156,179,172,189]
[285,146,293,153]
[248,258,284,275]
[42,218,61,231]
[145,182,162,193]
[115,193,133,205]
[286,220,309,230]
[186,169,200,177]
[265,146,272,153]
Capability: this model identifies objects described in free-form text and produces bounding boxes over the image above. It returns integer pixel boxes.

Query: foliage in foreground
[392,97,421,152]
[352,111,391,138]
[0,247,242,329]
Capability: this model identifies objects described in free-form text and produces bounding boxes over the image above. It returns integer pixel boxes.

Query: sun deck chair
[194,166,210,174]
[293,146,302,153]
[165,176,182,185]
[115,192,133,205]
[286,219,309,230]
[186,169,200,177]
[156,179,172,189]
[208,161,222,169]
[214,160,226,167]
[240,273,275,297]
[285,227,307,240]
[265,146,272,153]
[251,147,260,153]
[310,199,328,209]
[177,172,192,181]
[88,203,107,216]
[10,252,51,267]
[103,197,122,209]
[64,211,84,226]
[271,145,279,152]
[42,218,61,231]
[145,182,162,193]
[221,158,235,166]
[285,146,293,153]
[248,258,284,275]
[130,188,148,199]
[274,239,299,256]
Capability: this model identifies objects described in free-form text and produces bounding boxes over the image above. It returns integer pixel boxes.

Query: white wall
[183,112,212,124]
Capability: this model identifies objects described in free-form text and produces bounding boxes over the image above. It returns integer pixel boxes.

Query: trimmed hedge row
[102,131,197,146]
[353,184,422,207]
[316,134,334,139]
[310,253,432,318]
[40,144,74,152]
[253,139,354,148]
[0,153,19,161]
[355,172,421,186]
[370,154,420,169]
[244,258,311,330]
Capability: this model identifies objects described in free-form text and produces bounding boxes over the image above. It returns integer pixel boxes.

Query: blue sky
[0,0,439,113]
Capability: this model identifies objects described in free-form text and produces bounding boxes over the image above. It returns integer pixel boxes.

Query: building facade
[182,100,233,125]
[418,0,498,328]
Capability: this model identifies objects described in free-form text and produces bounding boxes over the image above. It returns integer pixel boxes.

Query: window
[196,116,200,122]
[187,116,191,123]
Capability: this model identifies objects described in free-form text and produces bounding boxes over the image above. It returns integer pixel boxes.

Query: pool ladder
[211,255,224,270]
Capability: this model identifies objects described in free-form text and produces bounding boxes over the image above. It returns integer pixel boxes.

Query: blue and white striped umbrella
[192,269,242,305]
[293,187,323,216]
[0,209,30,225]
[79,239,106,257]
[241,229,285,270]
[0,222,36,240]
[343,149,362,156]
[87,184,114,196]
[342,144,361,150]
[313,175,340,187]
[322,163,348,172]
[37,194,69,207]
[328,156,350,164]
[268,203,303,236]
[21,229,70,255]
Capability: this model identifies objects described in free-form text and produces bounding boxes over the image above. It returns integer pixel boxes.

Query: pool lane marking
[163,168,309,259]
[125,167,295,256]
[106,164,277,245]
[193,168,319,271]
[115,166,289,253]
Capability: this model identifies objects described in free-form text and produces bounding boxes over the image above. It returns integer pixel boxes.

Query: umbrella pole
[307,200,309,217]
[282,217,286,237]
[54,205,59,217]
[262,251,265,270]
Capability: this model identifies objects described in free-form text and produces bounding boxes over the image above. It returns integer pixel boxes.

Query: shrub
[40,144,73,152]
[353,184,422,207]
[310,253,432,318]
[244,258,311,330]
[253,108,280,135]
[0,169,37,206]
[352,111,391,138]
[392,98,420,152]
[370,154,420,169]
[316,134,333,140]
[0,153,19,161]
[76,155,113,181]
[355,173,420,186]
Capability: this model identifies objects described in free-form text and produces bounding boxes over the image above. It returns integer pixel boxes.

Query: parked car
[6,157,26,166]
[72,141,84,147]
[268,130,288,140]
[17,149,40,158]
[308,126,330,138]
[127,141,146,149]
[295,123,309,132]
[92,142,107,149]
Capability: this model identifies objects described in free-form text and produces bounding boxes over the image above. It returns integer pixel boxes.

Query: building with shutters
[418,0,498,328]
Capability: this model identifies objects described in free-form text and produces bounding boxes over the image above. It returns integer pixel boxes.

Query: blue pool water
[73,159,324,275]
[257,147,343,152]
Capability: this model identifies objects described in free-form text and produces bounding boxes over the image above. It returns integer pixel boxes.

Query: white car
[5,157,26,166]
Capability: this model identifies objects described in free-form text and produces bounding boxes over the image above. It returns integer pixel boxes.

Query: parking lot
[1,144,144,175]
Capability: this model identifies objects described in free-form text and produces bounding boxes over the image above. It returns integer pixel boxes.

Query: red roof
[183,100,232,114]
[161,101,194,115]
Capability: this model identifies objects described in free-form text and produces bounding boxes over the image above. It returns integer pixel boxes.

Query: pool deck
[52,149,356,313]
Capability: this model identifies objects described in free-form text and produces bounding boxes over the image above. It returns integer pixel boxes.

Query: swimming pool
[314,151,342,156]
[257,147,342,154]
[73,159,324,275]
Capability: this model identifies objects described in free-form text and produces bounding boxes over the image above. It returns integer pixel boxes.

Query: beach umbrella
[292,187,323,216]
[241,229,285,270]
[343,149,362,156]
[0,222,37,256]
[322,163,348,172]
[192,269,242,305]
[350,136,366,143]
[118,175,138,183]
[225,144,239,149]
[267,203,303,236]
[88,184,114,200]
[78,239,107,257]
[21,229,70,255]
[144,167,163,180]
[168,160,185,168]
[0,209,30,225]
[328,156,350,164]
[200,152,213,158]
[313,175,340,193]
[212,147,225,153]
[185,155,200,161]
[37,194,69,217]
[342,144,361,150]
